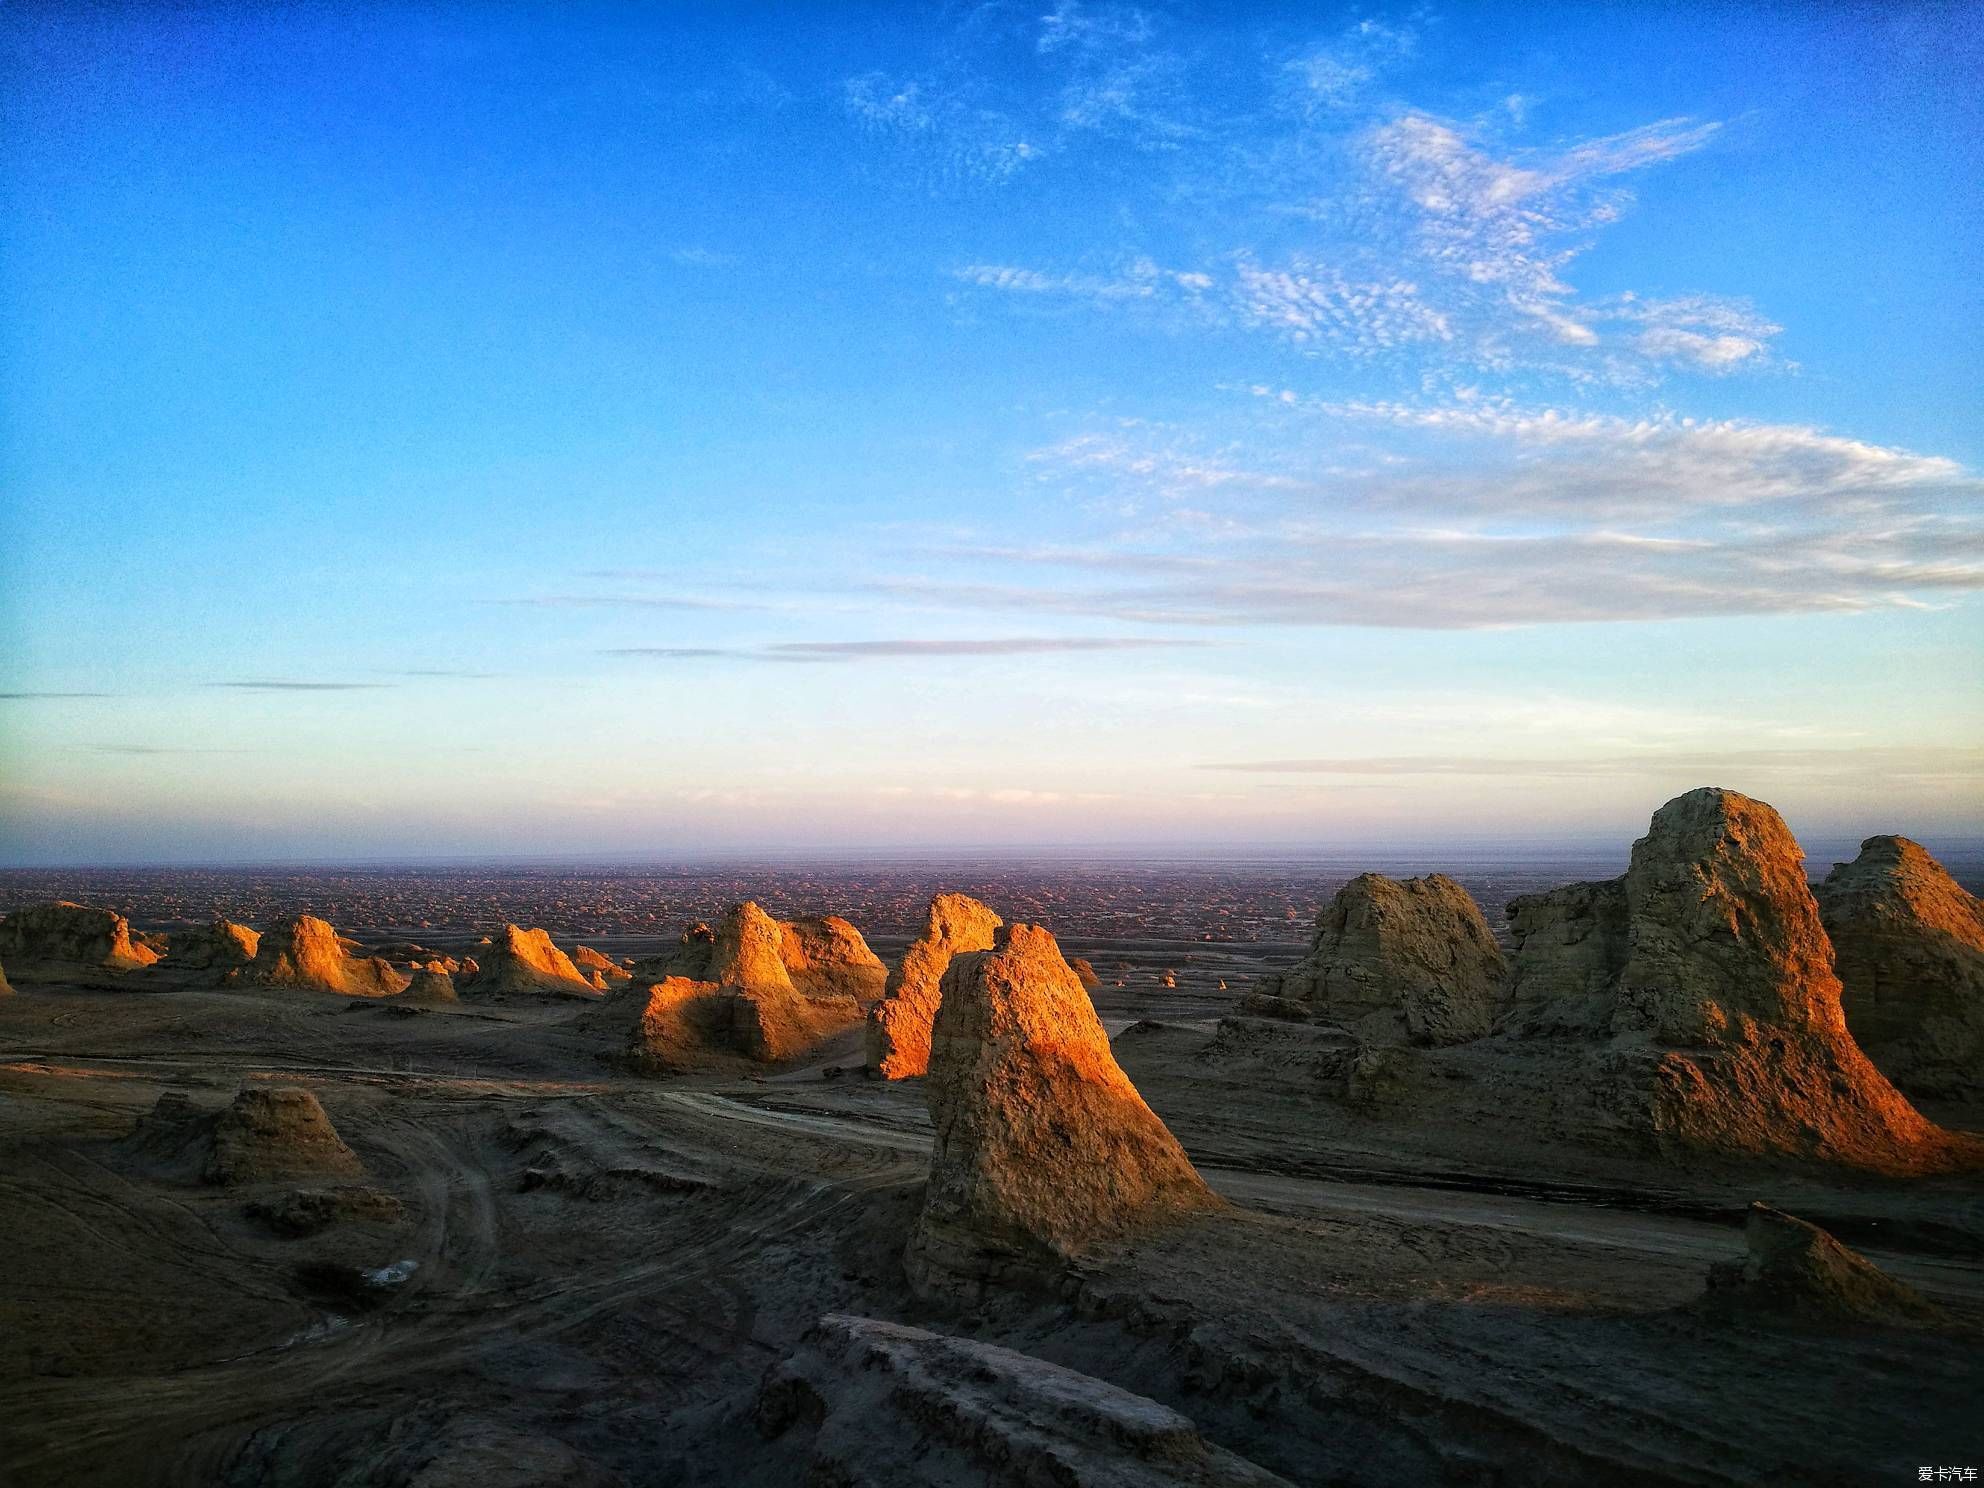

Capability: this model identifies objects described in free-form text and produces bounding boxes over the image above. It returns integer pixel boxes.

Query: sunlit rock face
[623,902,873,1067]
[166,920,261,975]
[866,893,1004,1079]
[573,944,631,982]
[465,924,599,997]
[755,1314,1290,1487]
[1704,1202,1937,1326]
[1256,873,1508,1047]
[0,901,160,985]
[906,923,1219,1300]
[1509,788,1958,1171]
[1816,836,1984,1099]
[250,915,408,998]
[205,1087,364,1186]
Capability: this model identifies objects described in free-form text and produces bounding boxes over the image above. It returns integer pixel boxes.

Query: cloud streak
[207,680,394,692]
[605,637,1211,663]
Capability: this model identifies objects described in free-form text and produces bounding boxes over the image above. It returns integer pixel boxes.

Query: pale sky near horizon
[2,2,1980,865]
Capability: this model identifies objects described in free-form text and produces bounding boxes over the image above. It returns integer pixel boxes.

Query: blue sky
[2,2,1979,863]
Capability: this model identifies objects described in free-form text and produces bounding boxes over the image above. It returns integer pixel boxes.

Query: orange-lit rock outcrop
[249,915,408,998]
[866,892,1004,1078]
[0,901,160,985]
[1509,788,1961,1172]
[906,923,1219,1299]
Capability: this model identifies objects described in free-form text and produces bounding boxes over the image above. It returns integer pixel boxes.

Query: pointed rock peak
[1618,786,1841,1042]
[1817,831,1984,1099]
[866,892,1003,1080]
[907,921,1218,1299]
[712,901,796,995]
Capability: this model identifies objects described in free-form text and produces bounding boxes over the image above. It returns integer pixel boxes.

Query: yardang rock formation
[1704,1202,1938,1326]
[905,923,1219,1300]
[1506,788,1962,1172]
[468,924,601,997]
[249,915,408,998]
[1254,872,1507,1046]
[1816,836,1984,1099]
[0,901,160,985]
[866,892,1004,1079]
[624,901,879,1069]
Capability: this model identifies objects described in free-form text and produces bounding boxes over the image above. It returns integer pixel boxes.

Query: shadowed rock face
[166,920,261,974]
[624,976,738,1075]
[866,893,1004,1079]
[250,916,408,998]
[402,962,459,1004]
[906,923,1219,1300]
[1817,836,1984,1099]
[206,1087,364,1186]
[467,925,599,997]
[1256,873,1507,1047]
[0,901,160,984]
[1506,788,1954,1172]
[755,1314,1290,1487]
[1704,1202,1937,1326]
[780,916,888,1002]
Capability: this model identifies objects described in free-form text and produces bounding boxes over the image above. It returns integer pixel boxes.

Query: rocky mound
[865,892,1004,1079]
[755,1314,1288,1487]
[0,901,160,985]
[246,1184,403,1237]
[0,955,11,996]
[1704,1202,1938,1326]
[780,915,888,1001]
[402,962,459,1004]
[1816,836,1984,1098]
[249,915,408,998]
[621,902,871,1068]
[1254,873,1507,1046]
[905,923,1220,1300]
[1507,788,1958,1172]
[208,1087,365,1186]
[466,924,600,997]
[165,919,261,973]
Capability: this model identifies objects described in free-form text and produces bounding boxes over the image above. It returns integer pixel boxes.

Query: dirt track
[2,982,1980,1485]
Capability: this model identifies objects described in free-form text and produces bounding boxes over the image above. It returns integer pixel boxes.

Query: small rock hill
[248,915,408,998]
[866,892,1004,1078]
[754,1314,1290,1486]
[1507,788,1962,1172]
[1816,836,1984,1099]
[466,924,600,997]
[905,923,1220,1300]
[207,1087,365,1185]
[0,901,160,985]
[402,962,459,1004]
[1704,1202,1938,1326]
[130,1087,364,1186]
[1254,872,1507,1046]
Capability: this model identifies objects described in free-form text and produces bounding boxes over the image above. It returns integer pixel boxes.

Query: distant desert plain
[1,786,1981,1486]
